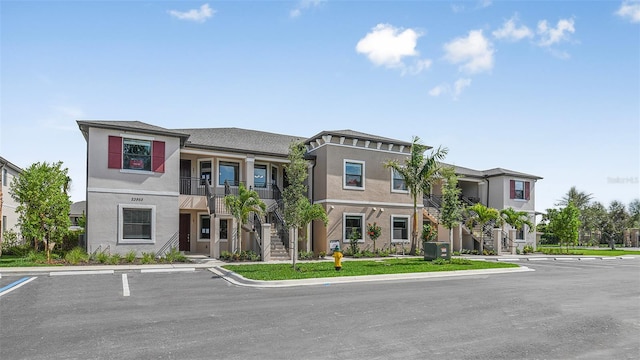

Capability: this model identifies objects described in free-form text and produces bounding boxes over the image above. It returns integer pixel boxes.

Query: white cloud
[443,30,494,74]
[478,0,493,9]
[168,3,215,23]
[493,15,533,41]
[428,85,447,97]
[454,78,472,98]
[356,24,430,74]
[290,0,325,18]
[616,0,640,23]
[537,18,575,47]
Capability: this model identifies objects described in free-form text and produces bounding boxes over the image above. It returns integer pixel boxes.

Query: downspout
[485,176,490,207]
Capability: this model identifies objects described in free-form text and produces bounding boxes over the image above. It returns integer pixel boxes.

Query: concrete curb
[0,262,222,276]
[208,265,535,288]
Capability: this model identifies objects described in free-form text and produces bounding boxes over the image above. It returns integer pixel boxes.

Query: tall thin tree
[465,203,500,254]
[384,137,448,255]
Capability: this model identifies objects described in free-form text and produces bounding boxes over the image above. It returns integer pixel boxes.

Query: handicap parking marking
[0,276,37,297]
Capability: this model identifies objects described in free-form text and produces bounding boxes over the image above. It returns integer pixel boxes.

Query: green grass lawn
[222,258,519,281]
[537,248,640,256]
[0,255,61,267]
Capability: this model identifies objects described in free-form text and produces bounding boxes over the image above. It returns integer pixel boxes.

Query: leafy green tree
[581,201,608,244]
[465,203,500,254]
[224,183,266,253]
[10,161,72,262]
[547,204,581,252]
[607,200,629,247]
[628,199,640,228]
[439,167,462,248]
[283,141,329,267]
[384,137,448,254]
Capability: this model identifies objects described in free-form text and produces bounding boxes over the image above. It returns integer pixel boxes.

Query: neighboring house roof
[306,129,414,148]
[0,156,23,174]
[177,127,305,157]
[70,201,86,216]
[77,120,191,144]
[483,168,543,180]
[444,163,542,180]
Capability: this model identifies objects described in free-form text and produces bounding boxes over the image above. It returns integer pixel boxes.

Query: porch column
[493,228,502,255]
[509,229,517,255]
[210,216,220,259]
[261,223,271,261]
[245,156,255,189]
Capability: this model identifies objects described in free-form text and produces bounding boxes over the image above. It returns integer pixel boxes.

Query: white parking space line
[0,277,37,297]
[140,268,195,273]
[122,274,130,297]
[50,270,114,276]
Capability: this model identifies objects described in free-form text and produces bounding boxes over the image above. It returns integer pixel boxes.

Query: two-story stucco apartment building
[77,120,541,259]
[1,156,23,244]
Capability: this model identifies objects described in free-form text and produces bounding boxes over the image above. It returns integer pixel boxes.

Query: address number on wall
[131,197,144,202]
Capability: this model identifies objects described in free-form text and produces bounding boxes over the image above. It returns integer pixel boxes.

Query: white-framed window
[118,204,155,244]
[343,213,364,243]
[198,213,211,241]
[2,168,7,185]
[219,161,240,186]
[514,180,525,200]
[2,215,6,232]
[254,164,267,188]
[391,169,408,192]
[219,219,228,241]
[516,228,525,240]
[344,160,365,190]
[199,160,212,185]
[391,215,410,243]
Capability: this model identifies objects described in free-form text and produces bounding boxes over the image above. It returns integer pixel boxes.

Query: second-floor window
[219,161,239,186]
[344,160,364,189]
[510,180,530,200]
[254,164,267,188]
[108,136,165,173]
[392,169,407,192]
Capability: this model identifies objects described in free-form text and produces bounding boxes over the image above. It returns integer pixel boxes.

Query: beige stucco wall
[309,141,415,253]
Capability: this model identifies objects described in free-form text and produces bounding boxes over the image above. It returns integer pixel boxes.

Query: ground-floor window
[343,213,364,242]
[219,219,228,241]
[118,205,155,244]
[199,214,211,240]
[392,215,410,243]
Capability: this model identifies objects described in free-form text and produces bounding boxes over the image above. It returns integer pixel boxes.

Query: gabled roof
[306,129,414,148]
[444,163,543,180]
[483,167,543,180]
[0,156,23,173]
[177,127,305,157]
[76,120,191,144]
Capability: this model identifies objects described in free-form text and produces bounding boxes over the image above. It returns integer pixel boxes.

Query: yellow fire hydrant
[333,248,343,271]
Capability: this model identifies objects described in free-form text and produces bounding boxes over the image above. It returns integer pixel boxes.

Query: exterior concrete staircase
[269,226,290,261]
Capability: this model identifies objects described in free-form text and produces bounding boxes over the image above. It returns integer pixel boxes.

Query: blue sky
[1,0,639,212]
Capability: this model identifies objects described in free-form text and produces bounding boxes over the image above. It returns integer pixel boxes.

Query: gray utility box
[423,242,451,261]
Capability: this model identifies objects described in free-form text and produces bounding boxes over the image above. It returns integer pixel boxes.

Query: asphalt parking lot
[1,258,639,360]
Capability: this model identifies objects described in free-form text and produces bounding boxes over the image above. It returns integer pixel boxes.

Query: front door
[179,213,191,251]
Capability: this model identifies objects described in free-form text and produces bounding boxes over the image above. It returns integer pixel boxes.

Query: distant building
[1,156,23,242]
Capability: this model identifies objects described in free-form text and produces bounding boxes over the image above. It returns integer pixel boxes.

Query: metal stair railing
[155,232,179,258]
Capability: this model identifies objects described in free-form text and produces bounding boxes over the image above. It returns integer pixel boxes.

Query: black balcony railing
[182,177,281,200]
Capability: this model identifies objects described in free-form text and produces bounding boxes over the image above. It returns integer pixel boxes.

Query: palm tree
[465,203,500,254]
[500,207,534,248]
[224,183,266,253]
[384,137,448,255]
[298,197,329,252]
[557,186,593,210]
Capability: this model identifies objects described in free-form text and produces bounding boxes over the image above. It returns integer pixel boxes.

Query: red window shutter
[152,141,165,173]
[509,180,515,199]
[108,136,122,169]
[525,181,531,200]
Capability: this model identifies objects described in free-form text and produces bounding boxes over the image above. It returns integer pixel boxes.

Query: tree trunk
[410,207,418,255]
